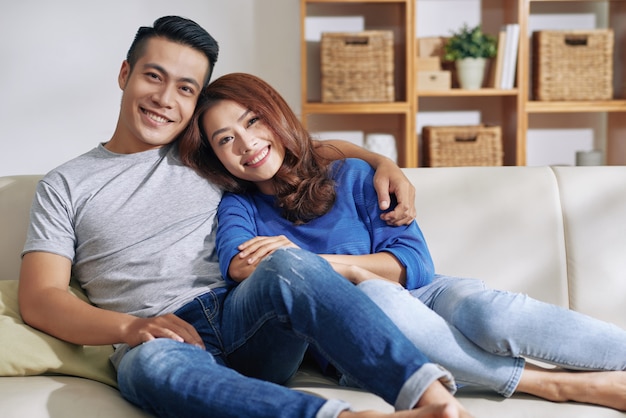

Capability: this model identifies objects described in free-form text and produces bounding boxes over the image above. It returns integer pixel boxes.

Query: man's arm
[18,252,204,348]
[315,139,416,226]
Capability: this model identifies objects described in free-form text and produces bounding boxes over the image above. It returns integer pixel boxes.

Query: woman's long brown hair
[179,72,339,224]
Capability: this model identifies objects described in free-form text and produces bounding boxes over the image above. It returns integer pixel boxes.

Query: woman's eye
[219,136,233,146]
[248,117,259,127]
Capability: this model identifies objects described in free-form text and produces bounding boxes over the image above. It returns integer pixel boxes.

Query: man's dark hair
[126,16,219,87]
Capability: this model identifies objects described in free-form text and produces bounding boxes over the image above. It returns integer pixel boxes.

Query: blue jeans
[354,275,626,397]
[116,248,453,418]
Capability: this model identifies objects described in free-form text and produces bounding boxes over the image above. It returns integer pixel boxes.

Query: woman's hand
[237,235,300,265]
[372,158,416,226]
[229,236,300,282]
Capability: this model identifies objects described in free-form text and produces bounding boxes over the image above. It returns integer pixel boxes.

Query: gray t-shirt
[23,143,225,318]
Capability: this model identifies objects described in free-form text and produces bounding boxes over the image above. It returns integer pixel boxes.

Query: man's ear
[118,60,131,89]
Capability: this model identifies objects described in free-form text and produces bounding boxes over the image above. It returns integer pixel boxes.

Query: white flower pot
[456,57,487,90]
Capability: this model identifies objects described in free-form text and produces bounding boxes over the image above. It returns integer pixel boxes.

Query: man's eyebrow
[143,63,201,90]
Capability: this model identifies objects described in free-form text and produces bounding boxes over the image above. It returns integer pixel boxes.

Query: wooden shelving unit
[301,0,626,166]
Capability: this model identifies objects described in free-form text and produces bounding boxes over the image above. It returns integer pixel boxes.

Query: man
[18,16,469,418]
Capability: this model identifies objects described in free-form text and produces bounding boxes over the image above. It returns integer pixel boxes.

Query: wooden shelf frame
[415,0,522,166]
[300,0,417,167]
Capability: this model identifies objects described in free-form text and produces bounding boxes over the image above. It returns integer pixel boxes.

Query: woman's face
[202,99,285,194]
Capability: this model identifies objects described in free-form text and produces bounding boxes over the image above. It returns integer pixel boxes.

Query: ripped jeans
[117,248,453,418]
[352,275,626,397]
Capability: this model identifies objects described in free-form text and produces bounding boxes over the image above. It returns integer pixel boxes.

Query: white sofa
[2,167,626,418]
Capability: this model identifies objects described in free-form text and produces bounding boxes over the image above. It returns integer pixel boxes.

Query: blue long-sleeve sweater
[216,158,435,289]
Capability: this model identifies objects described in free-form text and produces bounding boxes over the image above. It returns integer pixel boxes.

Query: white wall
[0,0,299,176]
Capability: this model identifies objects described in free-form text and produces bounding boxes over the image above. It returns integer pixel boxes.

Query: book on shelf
[500,23,520,90]
[490,28,507,88]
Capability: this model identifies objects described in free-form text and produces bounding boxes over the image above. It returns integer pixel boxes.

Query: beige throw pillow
[0,280,117,387]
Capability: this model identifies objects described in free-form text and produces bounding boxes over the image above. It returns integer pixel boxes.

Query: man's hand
[373,158,416,226]
[312,139,416,226]
[123,314,205,349]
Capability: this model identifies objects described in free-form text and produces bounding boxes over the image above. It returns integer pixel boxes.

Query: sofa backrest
[3,167,626,329]
[0,175,42,281]
[403,166,570,308]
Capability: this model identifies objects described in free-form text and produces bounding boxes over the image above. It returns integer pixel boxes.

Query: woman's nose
[238,132,258,154]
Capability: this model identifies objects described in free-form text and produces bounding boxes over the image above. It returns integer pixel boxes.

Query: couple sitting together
[19,15,626,418]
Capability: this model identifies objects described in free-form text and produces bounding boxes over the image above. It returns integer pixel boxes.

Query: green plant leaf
[443,24,497,61]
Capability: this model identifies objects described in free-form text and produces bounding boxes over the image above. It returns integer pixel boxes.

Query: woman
[179,72,626,411]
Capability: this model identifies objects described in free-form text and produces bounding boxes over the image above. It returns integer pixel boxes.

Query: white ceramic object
[364,133,397,163]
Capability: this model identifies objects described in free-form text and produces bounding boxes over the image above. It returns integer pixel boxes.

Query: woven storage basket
[321,31,394,103]
[532,29,613,101]
[423,125,503,167]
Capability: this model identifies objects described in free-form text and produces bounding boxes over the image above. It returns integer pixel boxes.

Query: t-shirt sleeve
[22,178,76,261]
[215,193,259,286]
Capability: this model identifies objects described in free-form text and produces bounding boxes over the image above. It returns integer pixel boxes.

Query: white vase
[456,57,487,90]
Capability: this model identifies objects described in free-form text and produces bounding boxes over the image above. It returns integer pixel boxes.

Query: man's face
[113,37,209,153]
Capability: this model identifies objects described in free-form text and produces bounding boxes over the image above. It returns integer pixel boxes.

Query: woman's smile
[244,146,270,167]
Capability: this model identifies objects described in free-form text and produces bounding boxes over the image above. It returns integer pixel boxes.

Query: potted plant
[443,24,496,89]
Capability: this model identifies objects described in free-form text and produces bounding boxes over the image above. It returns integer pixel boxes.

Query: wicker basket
[532,30,613,101]
[423,125,503,167]
[321,31,394,103]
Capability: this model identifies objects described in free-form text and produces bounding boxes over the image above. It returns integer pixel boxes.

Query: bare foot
[518,364,626,410]
[416,380,471,417]
[338,379,473,418]
[339,403,462,418]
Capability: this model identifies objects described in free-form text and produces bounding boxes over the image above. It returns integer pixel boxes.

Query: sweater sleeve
[348,160,435,289]
[215,193,259,286]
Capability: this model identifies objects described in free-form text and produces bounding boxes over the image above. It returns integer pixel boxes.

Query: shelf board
[526,100,626,113]
[417,88,519,97]
[528,0,615,3]
[302,101,412,114]
[305,0,407,3]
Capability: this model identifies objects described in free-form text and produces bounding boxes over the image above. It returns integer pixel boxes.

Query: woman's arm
[315,139,416,226]
[321,252,407,286]
[326,261,401,287]
[234,237,403,287]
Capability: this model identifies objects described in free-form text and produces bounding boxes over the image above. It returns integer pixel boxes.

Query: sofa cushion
[0,280,117,387]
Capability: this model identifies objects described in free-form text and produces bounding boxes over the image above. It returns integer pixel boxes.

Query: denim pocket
[174,288,228,360]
